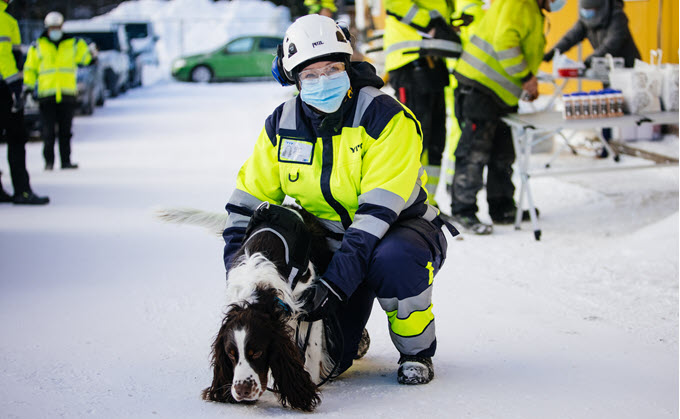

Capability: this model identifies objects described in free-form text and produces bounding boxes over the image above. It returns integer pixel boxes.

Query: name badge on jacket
[279,138,314,164]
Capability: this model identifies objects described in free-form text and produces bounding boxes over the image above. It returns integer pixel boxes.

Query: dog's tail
[154,207,228,236]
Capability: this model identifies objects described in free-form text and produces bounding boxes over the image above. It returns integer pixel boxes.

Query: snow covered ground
[0,81,678,418]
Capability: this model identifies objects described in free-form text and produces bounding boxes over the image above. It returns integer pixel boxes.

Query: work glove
[584,55,593,68]
[299,279,345,322]
[543,49,555,62]
[429,16,460,43]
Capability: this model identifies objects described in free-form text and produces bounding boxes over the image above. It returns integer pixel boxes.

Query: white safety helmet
[44,11,64,28]
[281,14,353,79]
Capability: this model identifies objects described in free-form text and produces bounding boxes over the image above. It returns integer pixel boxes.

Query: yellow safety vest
[0,2,21,84]
[23,35,91,103]
[304,0,337,14]
[454,0,545,108]
[383,0,461,72]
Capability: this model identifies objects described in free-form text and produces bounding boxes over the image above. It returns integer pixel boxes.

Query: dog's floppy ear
[269,323,320,411]
[202,317,238,403]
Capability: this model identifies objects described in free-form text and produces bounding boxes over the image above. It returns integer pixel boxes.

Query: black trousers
[0,81,31,195]
[389,58,449,166]
[40,98,75,166]
[451,86,517,217]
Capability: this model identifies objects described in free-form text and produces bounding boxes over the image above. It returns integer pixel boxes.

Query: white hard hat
[281,14,353,78]
[44,11,64,28]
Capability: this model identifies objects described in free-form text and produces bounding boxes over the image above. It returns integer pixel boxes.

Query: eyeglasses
[298,62,346,82]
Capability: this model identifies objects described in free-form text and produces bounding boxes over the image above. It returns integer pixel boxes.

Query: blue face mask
[550,0,566,12]
[580,8,597,19]
[300,71,350,114]
[48,30,63,42]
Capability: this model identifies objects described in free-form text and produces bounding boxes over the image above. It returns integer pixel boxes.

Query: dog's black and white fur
[157,205,335,411]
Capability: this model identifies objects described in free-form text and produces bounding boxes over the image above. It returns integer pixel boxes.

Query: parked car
[172,35,283,82]
[62,20,130,98]
[76,61,105,115]
[117,20,159,88]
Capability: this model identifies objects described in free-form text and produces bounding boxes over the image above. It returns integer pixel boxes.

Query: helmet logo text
[312,41,325,48]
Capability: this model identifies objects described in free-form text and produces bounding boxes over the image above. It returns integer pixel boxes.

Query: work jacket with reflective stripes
[23,33,91,103]
[0,2,21,84]
[454,0,545,110]
[384,0,462,72]
[223,62,437,299]
[304,0,337,14]
[453,0,484,48]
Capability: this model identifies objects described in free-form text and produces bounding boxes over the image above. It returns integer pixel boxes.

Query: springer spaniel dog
[157,204,337,411]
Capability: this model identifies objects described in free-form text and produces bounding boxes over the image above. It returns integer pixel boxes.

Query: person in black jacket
[543,0,640,68]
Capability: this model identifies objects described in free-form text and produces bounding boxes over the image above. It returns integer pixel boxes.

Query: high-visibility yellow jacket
[304,0,337,14]
[222,63,439,298]
[0,2,21,84]
[453,0,484,47]
[23,34,91,103]
[454,0,545,109]
[384,0,462,72]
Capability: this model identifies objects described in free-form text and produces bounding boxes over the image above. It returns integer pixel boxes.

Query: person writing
[543,0,640,68]
[222,14,455,385]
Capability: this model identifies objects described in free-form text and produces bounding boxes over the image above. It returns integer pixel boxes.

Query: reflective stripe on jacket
[223,83,438,298]
[384,0,461,72]
[454,0,545,108]
[0,2,21,83]
[23,35,91,103]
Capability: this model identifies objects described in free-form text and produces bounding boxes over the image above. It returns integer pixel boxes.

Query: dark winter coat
[550,0,640,67]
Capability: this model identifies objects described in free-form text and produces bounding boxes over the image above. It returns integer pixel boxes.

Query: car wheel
[96,89,105,107]
[106,69,119,98]
[190,65,212,83]
[83,89,95,115]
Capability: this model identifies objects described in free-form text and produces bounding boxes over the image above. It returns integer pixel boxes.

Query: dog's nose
[233,379,257,400]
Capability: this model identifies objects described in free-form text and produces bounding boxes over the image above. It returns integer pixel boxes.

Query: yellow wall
[540,0,678,92]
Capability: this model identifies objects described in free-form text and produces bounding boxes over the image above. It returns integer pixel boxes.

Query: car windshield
[67,32,118,51]
[124,23,149,39]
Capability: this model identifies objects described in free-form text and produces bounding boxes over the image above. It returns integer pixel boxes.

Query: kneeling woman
[221,14,456,385]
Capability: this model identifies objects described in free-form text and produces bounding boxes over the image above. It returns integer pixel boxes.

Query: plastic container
[562,94,574,119]
[589,91,599,118]
[599,90,609,117]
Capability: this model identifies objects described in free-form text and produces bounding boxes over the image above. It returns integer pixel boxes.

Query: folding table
[502,111,679,240]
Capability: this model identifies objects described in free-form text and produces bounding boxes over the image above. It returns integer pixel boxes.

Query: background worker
[383,0,462,207]
[441,0,485,203]
[304,0,336,17]
[543,0,640,157]
[23,11,91,171]
[448,0,564,234]
[0,0,49,205]
[543,0,640,68]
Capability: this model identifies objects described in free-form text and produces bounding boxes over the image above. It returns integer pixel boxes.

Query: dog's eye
[248,350,263,359]
[227,348,237,361]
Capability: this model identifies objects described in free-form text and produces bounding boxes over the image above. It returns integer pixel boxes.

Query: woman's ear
[202,319,238,403]
[269,323,320,411]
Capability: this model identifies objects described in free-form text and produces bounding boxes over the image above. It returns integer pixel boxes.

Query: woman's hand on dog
[300,279,345,322]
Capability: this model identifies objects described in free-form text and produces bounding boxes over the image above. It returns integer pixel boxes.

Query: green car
[171,35,283,82]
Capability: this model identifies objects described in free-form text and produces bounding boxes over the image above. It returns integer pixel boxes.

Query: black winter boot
[13,191,50,205]
[397,355,434,385]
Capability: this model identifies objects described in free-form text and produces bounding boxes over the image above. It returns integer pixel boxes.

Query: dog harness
[243,202,313,291]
